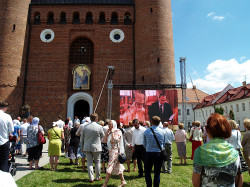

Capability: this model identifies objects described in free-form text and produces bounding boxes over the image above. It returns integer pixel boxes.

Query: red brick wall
[0,0,31,118]
[25,5,134,128]
[135,0,175,84]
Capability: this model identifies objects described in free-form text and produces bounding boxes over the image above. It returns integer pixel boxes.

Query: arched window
[60,12,66,24]
[99,12,105,24]
[124,12,131,25]
[242,103,245,111]
[236,104,239,112]
[70,38,94,64]
[73,12,80,24]
[34,12,41,25]
[85,12,93,24]
[47,12,54,25]
[111,12,118,25]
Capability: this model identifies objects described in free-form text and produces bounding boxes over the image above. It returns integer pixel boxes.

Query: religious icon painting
[72,64,91,90]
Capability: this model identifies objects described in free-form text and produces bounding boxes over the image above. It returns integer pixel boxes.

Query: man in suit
[148,93,173,123]
[81,113,104,183]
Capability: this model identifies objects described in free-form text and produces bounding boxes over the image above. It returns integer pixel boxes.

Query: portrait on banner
[120,90,178,126]
[72,64,91,90]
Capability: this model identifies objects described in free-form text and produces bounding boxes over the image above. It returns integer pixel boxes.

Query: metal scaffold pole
[107,66,114,119]
[180,57,187,130]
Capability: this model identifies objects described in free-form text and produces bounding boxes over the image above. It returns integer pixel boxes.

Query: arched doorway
[74,100,89,121]
[67,92,93,121]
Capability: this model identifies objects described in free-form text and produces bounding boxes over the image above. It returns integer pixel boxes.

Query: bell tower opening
[74,100,90,121]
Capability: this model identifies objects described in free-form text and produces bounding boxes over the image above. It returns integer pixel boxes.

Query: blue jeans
[144,152,163,187]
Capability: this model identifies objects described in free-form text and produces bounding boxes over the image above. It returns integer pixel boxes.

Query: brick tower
[135,0,176,84]
[0,0,30,116]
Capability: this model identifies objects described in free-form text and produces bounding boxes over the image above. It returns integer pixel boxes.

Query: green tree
[215,106,224,115]
[229,109,235,120]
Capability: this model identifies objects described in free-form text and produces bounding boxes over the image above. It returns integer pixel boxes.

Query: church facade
[0,0,175,128]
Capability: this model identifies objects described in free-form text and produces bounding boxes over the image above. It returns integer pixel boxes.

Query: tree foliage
[215,106,224,115]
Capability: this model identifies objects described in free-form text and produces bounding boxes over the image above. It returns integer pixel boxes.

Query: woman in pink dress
[102,120,126,187]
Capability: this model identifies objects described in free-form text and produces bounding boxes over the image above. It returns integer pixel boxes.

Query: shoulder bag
[52,127,61,139]
[38,125,46,144]
[150,128,168,161]
[116,130,126,164]
[189,129,193,142]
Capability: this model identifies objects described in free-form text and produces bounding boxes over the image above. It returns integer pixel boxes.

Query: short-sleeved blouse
[27,125,44,148]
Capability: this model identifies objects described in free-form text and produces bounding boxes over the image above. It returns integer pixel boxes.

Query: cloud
[213,16,225,21]
[240,56,246,62]
[187,58,250,94]
[206,12,225,21]
[207,12,215,17]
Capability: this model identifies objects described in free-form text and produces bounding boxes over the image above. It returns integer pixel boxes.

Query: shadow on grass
[243,182,250,187]
[56,167,77,172]
[172,163,193,166]
[52,178,83,183]
[73,184,116,187]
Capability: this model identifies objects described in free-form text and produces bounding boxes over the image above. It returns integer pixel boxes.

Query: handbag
[118,153,126,164]
[189,135,193,142]
[38,125,46,144]
[117,133,126,164]
[150,128,168,161]
[189,129,193,142]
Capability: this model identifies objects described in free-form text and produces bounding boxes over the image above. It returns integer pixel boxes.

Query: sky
[172,0,250,95]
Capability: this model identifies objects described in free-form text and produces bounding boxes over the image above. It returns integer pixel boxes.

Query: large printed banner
[120,90,178,125]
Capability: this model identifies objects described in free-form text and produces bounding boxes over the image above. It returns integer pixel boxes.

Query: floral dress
[64,125,71,152]
[106,129,125,175]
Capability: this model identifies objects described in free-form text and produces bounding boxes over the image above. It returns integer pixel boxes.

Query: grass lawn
[16,141,250,187]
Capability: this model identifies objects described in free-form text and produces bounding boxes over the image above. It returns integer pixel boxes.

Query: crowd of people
[1,101,250,186]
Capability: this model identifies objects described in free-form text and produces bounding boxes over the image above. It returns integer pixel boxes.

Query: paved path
[13,139,49,181]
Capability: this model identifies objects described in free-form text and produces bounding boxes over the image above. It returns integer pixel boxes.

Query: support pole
[107,66,114,119]
[180,57,187,130]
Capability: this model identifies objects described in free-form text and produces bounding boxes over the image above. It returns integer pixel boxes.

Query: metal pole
[180,57,187,130]
[107,66,114,120]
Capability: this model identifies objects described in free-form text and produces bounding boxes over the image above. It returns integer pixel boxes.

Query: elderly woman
[190,121,203,160]
[192,113,241,187]
[242,118,250,175]
[102,120,126,187]
[47,122,64,171]
[66,122,80,165]
[101,119,110,173]
[27,117,44,170]
[175,123,187,165]
[76,118,90,172]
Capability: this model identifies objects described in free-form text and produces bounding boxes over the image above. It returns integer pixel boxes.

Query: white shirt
[163,127,175,144]
[68,120,73,129]
[190,127,203,141]
[76,122,89,137]
[102,125,109,142]
[0,170,17,187]
[20,122,29,136]
[57,119,65,130]
[0,110,14,145]
[226,129,242,149]
[132,125,146,146]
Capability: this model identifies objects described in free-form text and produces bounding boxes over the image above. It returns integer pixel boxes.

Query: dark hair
[159,93,166,98]
[132,119,139,124]
[151,116,161,126]
[58,115,62,120]
[0,102,9,108]
[90,113,98,121]
[206,113,231,139]
[139,120,144,126]
[65,119,69,124]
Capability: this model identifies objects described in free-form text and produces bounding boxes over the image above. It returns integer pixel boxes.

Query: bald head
[163,122,169,127]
